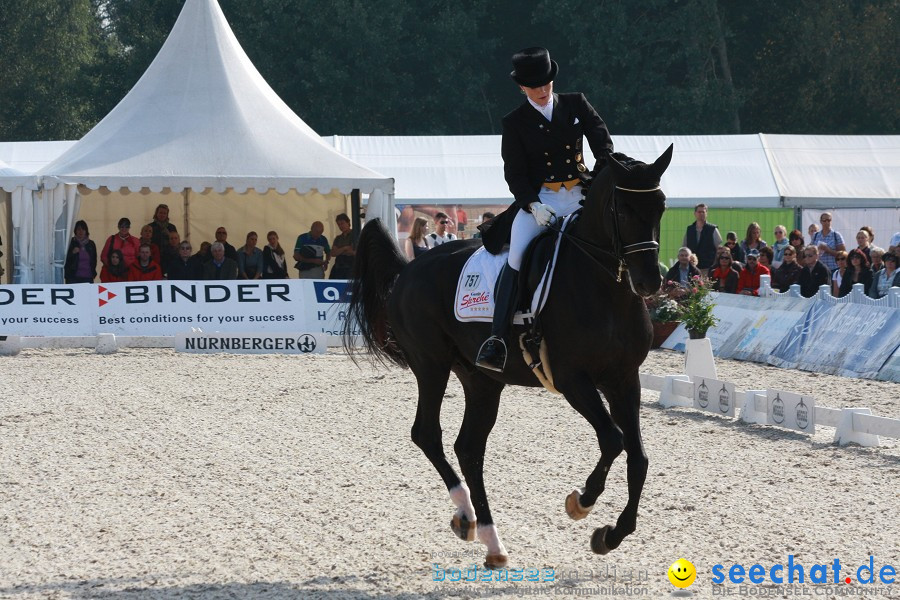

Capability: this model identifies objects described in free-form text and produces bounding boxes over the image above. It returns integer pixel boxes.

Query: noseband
[546,184,661,284]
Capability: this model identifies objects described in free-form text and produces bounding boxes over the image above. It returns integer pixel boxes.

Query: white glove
[529,202,556,227]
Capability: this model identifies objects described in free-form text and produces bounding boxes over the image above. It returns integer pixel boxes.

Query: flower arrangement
[678,275,720,337]
[644,280,683,323]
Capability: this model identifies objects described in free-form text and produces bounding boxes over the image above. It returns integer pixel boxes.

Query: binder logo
[98,286,117,307]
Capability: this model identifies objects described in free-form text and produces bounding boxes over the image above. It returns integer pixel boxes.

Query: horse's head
[587,144,672,297]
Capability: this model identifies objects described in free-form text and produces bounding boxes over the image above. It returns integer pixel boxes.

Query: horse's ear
[607,151,631,179]
[649,144,674,180]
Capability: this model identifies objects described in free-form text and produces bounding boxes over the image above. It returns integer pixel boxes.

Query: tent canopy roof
[761,134,900,208]
[35,0,392,196]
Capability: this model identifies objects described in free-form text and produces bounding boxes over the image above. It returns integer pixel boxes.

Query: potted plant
[678,275,720,339]
[645,282,682,348]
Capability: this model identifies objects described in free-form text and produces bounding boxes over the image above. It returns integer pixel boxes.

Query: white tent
[328,134,783,208]
[762,134,900,208]
[18,0,393,284]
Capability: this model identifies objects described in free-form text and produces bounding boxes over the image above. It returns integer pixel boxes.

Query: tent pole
[183,189,191,241]
[351,189,361,235]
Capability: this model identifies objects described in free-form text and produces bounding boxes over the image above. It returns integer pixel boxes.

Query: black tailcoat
[481,92,613,255]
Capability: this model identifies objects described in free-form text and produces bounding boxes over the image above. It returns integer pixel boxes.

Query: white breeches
[507,185,583,271]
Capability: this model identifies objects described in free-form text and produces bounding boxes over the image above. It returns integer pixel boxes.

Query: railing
[758,274,900,308]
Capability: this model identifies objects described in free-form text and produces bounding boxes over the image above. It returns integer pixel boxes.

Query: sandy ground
[1,348,898,599]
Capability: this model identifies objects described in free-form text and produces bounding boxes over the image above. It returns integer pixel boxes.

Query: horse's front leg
[591,374,648,554]
[557,371,624,523]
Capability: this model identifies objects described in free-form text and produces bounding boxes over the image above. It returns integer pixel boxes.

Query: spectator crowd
[63,204,359,284]
[676,205,900,300]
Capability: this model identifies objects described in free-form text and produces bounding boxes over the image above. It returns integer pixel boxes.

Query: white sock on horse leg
[477,524,508,558]
[449,484,476,521]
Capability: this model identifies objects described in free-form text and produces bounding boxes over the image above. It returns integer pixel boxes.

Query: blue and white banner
[769,302,900,379]
[0,280,354,346]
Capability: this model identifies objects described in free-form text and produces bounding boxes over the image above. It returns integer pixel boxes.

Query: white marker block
[740,390,767,425]
[659,374,692,408]
[95,333,118,355]
[0,335,21,356]
[684,337,717,380]
[834,408,880,447]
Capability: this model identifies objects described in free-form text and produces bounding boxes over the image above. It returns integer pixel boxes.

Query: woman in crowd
[855,229,873,261]
[757,246,774,270]
[838,249,873,297]
[739,222,767,258]
[404,217,430,260]
[101,217,141,268]
[99,249,129,283]
[238,231,264,279]
[64,220,97,284]
[868,252,900,299]
[138,224,162,266]
[724,231,744,265]
[148,203,177,249]
[831,250,848,296]
[788,229,805,255]
[870,247,885,272]
[709,249,740,293]
[262,231,289,279]
[771,225,790,268]
[771,245,802,293]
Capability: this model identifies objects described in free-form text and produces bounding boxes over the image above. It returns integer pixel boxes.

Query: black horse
[344,146,672,567]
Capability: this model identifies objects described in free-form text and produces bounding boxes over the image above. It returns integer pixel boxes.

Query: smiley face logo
[667,558,696,588]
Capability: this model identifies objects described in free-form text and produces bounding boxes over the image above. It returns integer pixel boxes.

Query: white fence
[759,274,900,308]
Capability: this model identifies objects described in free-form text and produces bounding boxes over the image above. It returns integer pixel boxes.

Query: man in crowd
[202,242,238,280]
[737,249,770,296]
[665,247,701,287]
[472,212,495,239]
[798,245,830,298]
[329,213,356,280]
[293,221,331,279]
[167,241,203,280]
[214,226,239,262]
[810,212,845,272]
[129,243,163,281]
[682,203,722,275]
[426,212,457,248]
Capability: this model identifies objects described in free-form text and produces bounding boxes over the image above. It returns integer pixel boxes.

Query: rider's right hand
[529,202,556,227]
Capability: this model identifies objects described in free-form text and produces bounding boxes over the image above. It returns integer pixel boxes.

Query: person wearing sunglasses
[737,249,770,296]
[772,245,802,293]
[425,212,457,248]
[710,249,740,294]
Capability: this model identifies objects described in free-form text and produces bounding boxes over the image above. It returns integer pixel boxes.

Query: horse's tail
[343,218,409,367]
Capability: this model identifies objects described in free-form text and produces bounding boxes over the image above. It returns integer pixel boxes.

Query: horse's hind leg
[591,375,648,554]
[409,359,476,543]
[453,368,508,569]
[558,372,624,521]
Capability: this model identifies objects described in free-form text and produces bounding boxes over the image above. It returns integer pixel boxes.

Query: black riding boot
[475,265,519,372]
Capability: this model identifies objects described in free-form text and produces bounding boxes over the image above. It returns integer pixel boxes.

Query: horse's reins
[544,184,661,284]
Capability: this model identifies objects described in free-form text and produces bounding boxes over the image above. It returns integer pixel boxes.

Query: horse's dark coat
[345,146,673,555]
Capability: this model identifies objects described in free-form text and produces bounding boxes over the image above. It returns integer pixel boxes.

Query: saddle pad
[454,213,576,323]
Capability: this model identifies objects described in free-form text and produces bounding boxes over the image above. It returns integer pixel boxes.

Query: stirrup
[475,336,508,372]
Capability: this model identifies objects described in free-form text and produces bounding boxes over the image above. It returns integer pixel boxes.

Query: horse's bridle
[545,184,661,284]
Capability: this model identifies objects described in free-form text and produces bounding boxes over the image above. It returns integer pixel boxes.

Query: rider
[475,47,614,372]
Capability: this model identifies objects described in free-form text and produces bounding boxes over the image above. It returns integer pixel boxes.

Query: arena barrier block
[740,390,767,425]
[684,337,717,380]
[0,335,22,356]
[95,333,118,355]
[834,408,880,447]
[659,375,692,408]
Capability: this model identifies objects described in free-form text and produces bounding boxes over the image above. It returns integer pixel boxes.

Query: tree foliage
[0,0,896,141]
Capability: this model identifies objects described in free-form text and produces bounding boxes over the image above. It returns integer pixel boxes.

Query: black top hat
[510,47,558,88]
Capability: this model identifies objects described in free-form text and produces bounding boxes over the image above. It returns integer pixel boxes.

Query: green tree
[0,0,109,140]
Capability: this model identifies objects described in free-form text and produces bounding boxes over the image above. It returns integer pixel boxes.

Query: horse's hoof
[484,552,509,569]
[590,525,613,555]
[450,514,476,542]
[565,488,593,521]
